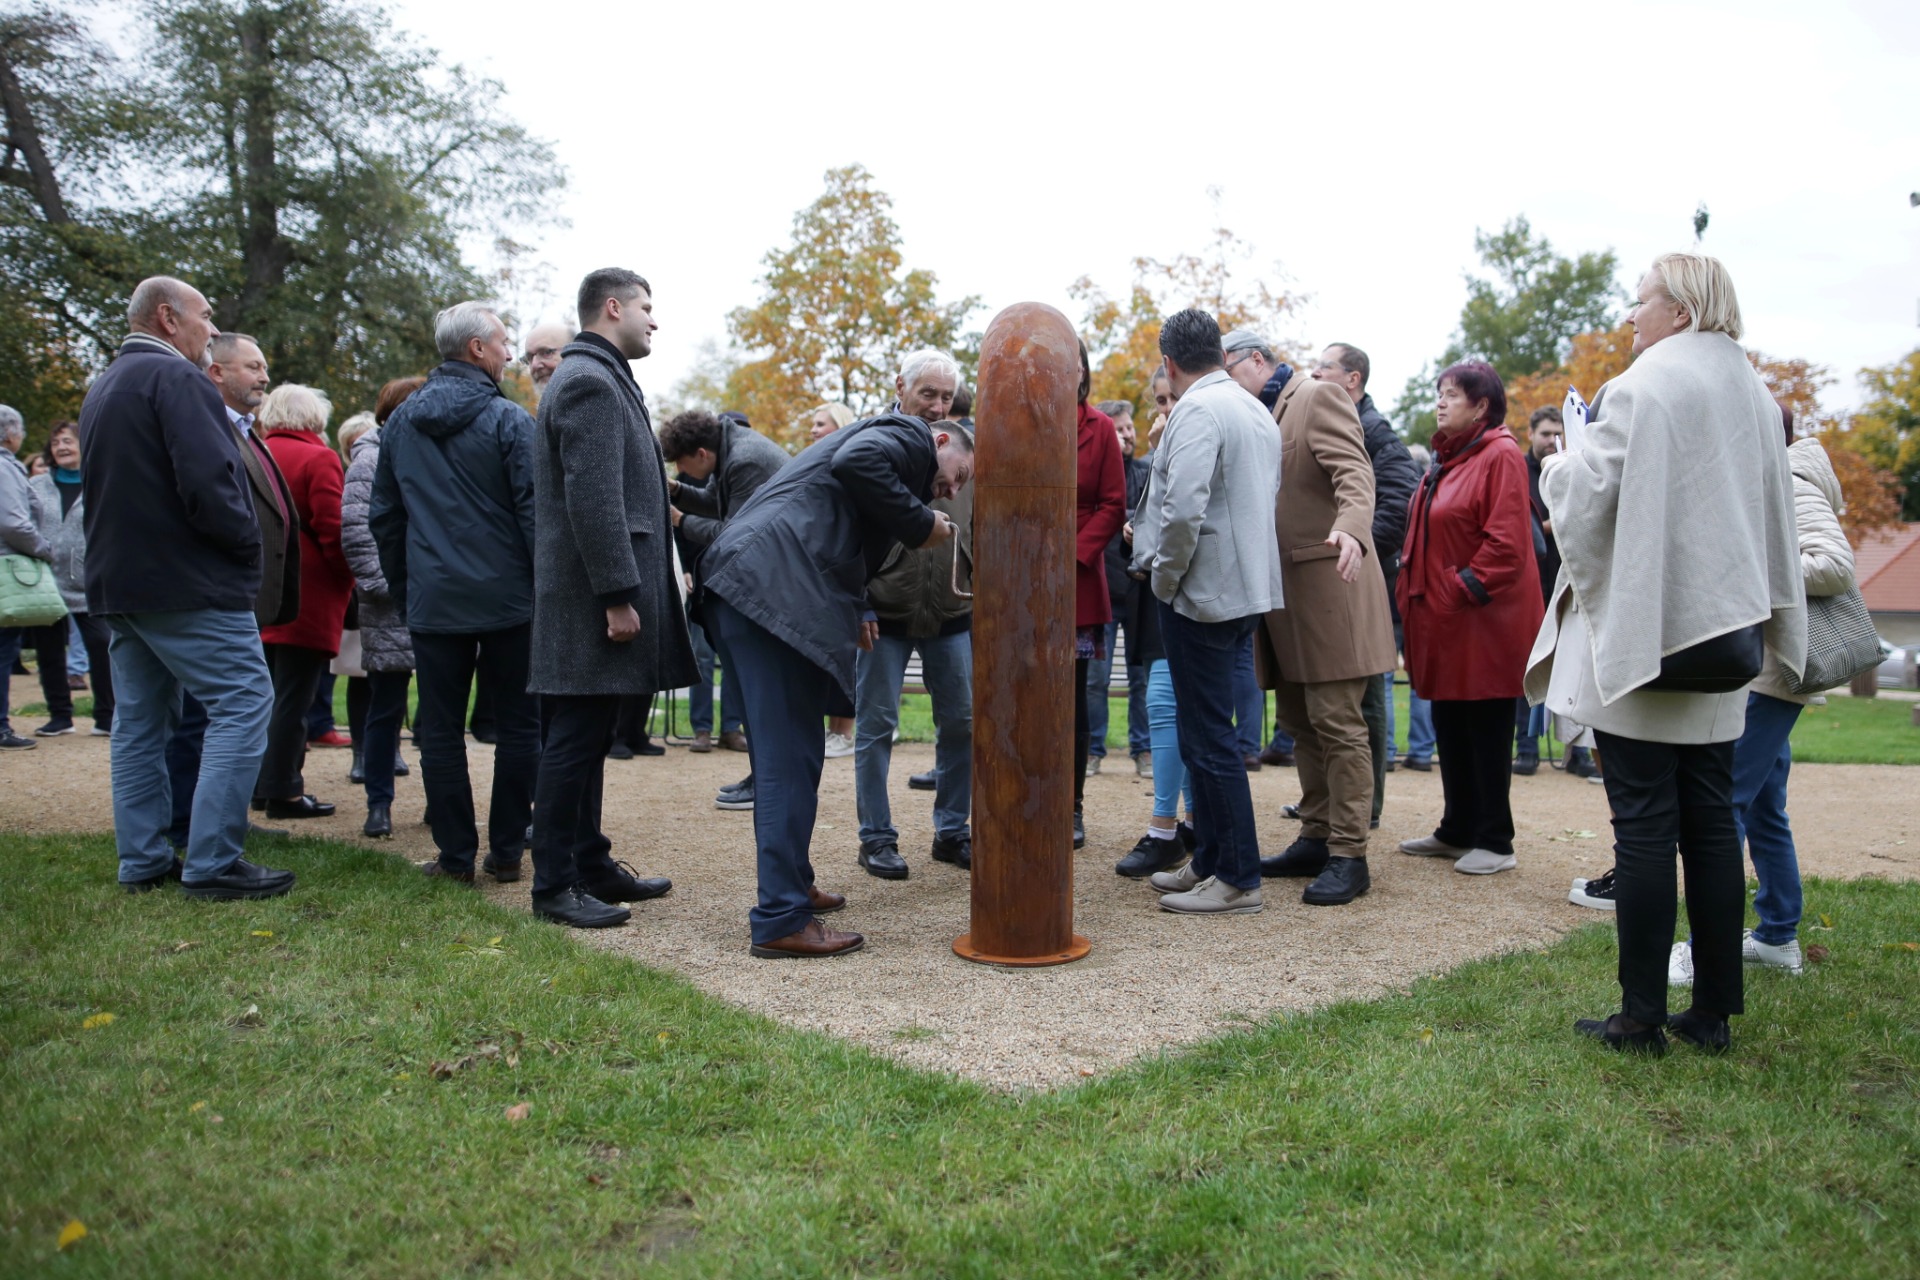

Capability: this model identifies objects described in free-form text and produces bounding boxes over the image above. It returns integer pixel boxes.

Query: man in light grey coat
[528,268,697,929]
[1129,309,1284,916]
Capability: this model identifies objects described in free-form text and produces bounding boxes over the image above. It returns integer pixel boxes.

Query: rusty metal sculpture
[953,302,1090,967]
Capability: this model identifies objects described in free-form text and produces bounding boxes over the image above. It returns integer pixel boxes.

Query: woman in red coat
[255,384,355,819]
[1073,342,1128,846]
[1395,361,1542,876]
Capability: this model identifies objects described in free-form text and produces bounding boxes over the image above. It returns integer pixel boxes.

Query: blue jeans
[709,597,836,945]
[1146,659,1192,819]
[855,630,971,844]
[1087,619,1149,759]
[1158,602,1262,891]
[687,618,744,737]
[1514,697,1545,762]
[1232,632,1266,757]
[1407,688,1436,762]
[109,610,271,883]
[1733,692,1805,945]
[67,615,89,675]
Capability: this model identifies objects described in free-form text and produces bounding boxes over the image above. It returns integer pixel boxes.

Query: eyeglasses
[1224,352,1258,371]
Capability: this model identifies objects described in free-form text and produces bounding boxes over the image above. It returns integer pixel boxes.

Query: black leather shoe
[482,854,523,883]
[635,741,665,757]
[362,802,392,839]
[264,795,335,819]
[1260,836,1330,878]
[907,770,936,791]
[180,858,296,900]
[1302,855,1371,905]
[394,753,411,777]
[1073,811,1085,850]
[349,747,365,784]
[1401,756,1432,772]
[859,840,909,880]
[583,860,672,903]
[607,741,634,760]
[1178,820,1197,851]
[124,855,186,893]
[1574,1013,1668,1055]
[420,859,475,884]
[1667,1008,1731,1055]
[1115,832,1186,879]
[532,885,631,929]
[930,833,971,870]
[1511,758,1538,777]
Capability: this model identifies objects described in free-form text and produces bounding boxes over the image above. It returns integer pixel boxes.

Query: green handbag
[0,554,70,627]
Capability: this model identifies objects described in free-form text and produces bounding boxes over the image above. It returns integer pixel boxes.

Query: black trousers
[1431,697,1516,855]
[1594,731,1745,1024]
[612,693,655,750]
[1073,655,1091,812]
[29,613,114,727]
[532,694,623,894]
[256,643,330,800]
[412,625,538,872]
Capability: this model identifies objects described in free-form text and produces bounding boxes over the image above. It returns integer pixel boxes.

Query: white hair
[0,404,22,445]
[336,411,377,459]
[897,348,961,391]
[258,383,332,436]
[1647,253,1744,341]
[434,301,503,361]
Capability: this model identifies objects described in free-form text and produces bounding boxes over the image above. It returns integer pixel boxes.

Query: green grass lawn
[4,831,1917,1277]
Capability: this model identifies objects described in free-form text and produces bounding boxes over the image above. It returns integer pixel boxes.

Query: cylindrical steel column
[954,302,1090,967]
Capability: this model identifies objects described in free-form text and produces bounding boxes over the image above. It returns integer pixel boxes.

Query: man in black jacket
[1311,343,1419,821]
[371,301,539,885]
[701,415,973,958]
[79,276,293,900]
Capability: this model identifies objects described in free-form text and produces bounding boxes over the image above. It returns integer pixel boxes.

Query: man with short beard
[523,321,573,402]
[80,277,293,900]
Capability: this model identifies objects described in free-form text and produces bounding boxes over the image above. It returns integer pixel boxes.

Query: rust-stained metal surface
[954,302,1090,967]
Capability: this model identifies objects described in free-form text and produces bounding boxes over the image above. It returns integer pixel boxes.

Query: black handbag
[1643,623,1765,694]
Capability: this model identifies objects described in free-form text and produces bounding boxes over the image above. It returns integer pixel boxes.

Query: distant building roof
[1857,522,1920,613]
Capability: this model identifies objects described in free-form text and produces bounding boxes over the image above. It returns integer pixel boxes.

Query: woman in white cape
[1524,253,1805,1055]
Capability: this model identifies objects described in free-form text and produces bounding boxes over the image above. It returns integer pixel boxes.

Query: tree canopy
[0,0,562,442]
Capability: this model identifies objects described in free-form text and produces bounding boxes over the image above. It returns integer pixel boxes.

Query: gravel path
[7,674,1915,1089]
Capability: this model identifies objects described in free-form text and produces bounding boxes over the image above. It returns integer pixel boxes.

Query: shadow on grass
[3,832,1916,1279]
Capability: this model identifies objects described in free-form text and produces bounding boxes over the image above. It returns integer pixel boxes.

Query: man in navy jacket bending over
[699,413,972,958]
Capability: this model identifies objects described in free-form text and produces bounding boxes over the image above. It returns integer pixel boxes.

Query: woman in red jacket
[1395,361,1542,876]
[1073,343,1128,848]
[255,384,355,820]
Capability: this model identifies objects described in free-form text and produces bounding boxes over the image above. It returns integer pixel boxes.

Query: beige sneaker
[1742,931,1804,975]
[1399,833,1470,857]
[1453,849,1517,875]
[1159,876,1263,915]
[1150,862,1203,893]
[824,732,854,759]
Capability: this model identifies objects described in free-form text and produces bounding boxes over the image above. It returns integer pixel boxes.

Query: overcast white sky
[389,0,1918,414]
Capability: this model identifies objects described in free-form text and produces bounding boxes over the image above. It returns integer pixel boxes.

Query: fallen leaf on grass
[208,1114,224,1124]
[1882,942,1918,953]
[504,1103,531,1122]
[81,1012,115,1029]
[586,1173,607,1188]
[1805,945,1830,964]
[250,930,273,939]
[1416,1027,1435,1048]
[1811,914,1834,931]
[172,941,199,953]
[58,1220,87,1250]
[231,1004,264,1028]
[188,1101,206,1113]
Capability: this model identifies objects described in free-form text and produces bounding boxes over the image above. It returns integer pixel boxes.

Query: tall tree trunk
[234,9,290,328]
[0,40,69,223]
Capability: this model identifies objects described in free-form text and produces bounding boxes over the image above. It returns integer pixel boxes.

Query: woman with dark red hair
[1395,361,1542,876]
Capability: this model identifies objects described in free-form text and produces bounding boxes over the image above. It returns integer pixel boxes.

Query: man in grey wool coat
[528,267,697,928]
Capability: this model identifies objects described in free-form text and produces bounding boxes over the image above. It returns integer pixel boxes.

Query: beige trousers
[1272,675,1375,857]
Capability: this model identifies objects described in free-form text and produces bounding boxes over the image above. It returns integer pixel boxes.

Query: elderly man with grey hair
[78,276,293,898]
[0,403,55,749]
[522,320,575,402]
[371,300,540,886]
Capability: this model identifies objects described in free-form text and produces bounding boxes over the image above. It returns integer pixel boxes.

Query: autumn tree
[1395,216,1624,443]
[1838,349,1920,521]
[1747,351,1905,546]
[1503,323,1637,433]
[1072,217,1303,418]
[0,0,562,425]
[695,165,979,449]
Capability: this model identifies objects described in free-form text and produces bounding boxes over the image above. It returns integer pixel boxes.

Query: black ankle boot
[1574,1013,1668,1055]
[1667,1008,1730,1054]
[349,746,365,785]
[363,801,392,839]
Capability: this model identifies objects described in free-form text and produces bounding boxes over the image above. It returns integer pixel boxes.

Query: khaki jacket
[1254,377,1397,686]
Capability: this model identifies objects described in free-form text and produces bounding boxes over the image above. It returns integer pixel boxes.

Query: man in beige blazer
[1249,370,1398,904]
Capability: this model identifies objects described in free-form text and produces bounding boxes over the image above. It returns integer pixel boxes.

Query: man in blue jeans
[852,419,972,880]
[78,277,292,899]
[1129,309,1285,915]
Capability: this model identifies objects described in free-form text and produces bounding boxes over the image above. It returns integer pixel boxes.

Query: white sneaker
[1399,833,1470,858]
[1452,848,1517,875]
[1743,931,1804,975]
[1158,876,1263,915]
[1669,941,1694,987]
[824,732,854,759]
[1150,862,1203,893]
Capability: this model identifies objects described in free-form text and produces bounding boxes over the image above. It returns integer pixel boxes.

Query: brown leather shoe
[1243,754,1264,772]
[750,918,864,959]
[720,730,749,752]
[1258,747,1295,767]
[808,885,846,913]
[690,730,713,753]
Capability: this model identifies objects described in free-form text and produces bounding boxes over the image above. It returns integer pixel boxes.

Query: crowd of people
[0,250,1842,1050]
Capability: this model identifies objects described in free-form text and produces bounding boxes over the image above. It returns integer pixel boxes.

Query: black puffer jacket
[369,361,536,635]
[1355,393,1418,601]
[699,414,937,700]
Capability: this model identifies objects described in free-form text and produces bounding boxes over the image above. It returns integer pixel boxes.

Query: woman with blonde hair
[808,401,856,444]
[253,384,355,820]
[1528,253,1804,1055]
